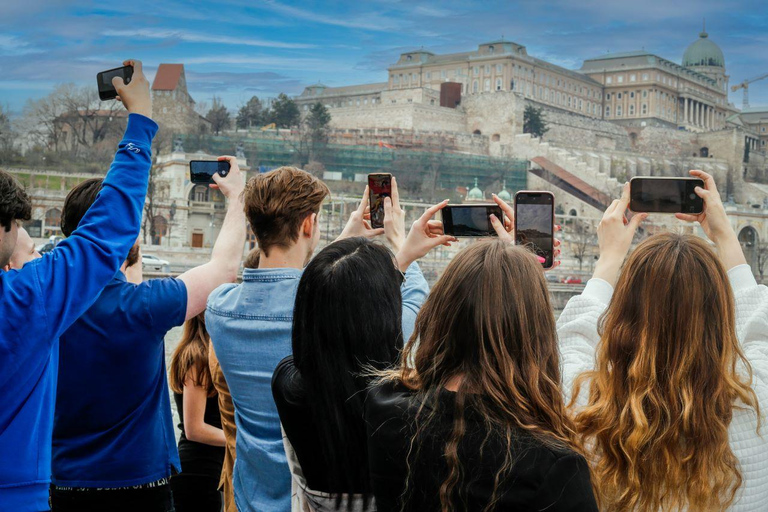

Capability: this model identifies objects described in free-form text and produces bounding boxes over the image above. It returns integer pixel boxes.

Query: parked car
[142,254,170,273]
[36,235,64,255]
[545,273,560,283]
[561,276,583,284]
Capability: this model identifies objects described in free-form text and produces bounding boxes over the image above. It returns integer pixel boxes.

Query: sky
[1,0,767,117]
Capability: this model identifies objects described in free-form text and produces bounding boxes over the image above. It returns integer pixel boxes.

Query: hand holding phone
[442,205,502,237]
[514,191,554,269]
[629,177,704,214]
[210,156,245,200]
[368,173,392,229]
[396,200,457,271]
[190,160,231,185]
[98,60,151,118]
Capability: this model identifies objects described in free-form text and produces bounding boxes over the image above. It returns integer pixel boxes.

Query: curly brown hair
[0,170,31,232]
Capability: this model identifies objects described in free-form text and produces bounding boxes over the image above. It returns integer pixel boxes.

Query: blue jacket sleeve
[401,262,429,342]
[0,113,156,352]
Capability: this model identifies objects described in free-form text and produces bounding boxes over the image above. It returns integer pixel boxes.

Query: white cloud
[0,35,42,56]
[101,28,316,49]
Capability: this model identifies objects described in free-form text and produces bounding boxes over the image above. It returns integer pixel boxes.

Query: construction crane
[731,73,768,109]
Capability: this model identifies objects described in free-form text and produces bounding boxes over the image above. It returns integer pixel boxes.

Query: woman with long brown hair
[365,239,598,512]
[169,313,226,512]
[558,170,768,511]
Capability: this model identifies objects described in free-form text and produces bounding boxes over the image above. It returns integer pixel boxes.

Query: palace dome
[682,30,724,68]
[497,180,511,202]
[467,178,484,201]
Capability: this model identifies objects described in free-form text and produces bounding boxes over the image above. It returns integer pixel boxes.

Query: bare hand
[211,156,245,200]
[396,200,457,271]
[113,59,152,119]
[674,170,733,244]
[337,186,385,241]
[594,183,647,285]
[383,177,405,252]
[490,193,562,269]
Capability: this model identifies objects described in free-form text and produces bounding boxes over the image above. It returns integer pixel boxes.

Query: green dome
[497,180,511,201]
[467,178,484,201]
[682,30,724,68]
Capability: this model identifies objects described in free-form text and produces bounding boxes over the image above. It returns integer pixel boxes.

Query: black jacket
[364,381,598,512]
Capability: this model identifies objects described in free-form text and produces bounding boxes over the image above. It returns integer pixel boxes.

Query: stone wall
[531,101,631,152]
[462,91,524,147]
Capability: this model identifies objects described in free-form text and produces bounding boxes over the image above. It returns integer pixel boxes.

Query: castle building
[151,64,210,135]
[296,30,738,133]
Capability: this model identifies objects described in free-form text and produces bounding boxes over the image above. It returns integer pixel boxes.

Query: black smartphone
[442,204,502,237]
[368,173,392,229]
[97,65,134,101]
[514,191,555,269]
[190,160,231,184]
[629,177,704,214]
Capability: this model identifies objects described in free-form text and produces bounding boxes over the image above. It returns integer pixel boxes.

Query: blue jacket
[0,114,156,511]
[206,262,428,512]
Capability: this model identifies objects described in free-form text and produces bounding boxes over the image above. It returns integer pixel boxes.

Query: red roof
[152,64,184,91]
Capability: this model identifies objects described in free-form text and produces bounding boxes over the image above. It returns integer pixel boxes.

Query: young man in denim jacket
[207,170,454,512]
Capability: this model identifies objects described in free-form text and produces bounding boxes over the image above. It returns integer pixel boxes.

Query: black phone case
[97,66,134,101]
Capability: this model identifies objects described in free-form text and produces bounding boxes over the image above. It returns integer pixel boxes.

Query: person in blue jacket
[0,59,155,512]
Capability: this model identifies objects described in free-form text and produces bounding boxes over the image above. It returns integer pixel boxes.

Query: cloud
[257,0,400,31]
[102,28,315,49]
[185,70,303,94]
[0,35,42,56]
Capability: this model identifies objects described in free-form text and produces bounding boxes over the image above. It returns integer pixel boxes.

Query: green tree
[236,96,264,129]
[523,105,549,139]
[268,93,300,128]
[206,96,231,135]
[306,102,331,148]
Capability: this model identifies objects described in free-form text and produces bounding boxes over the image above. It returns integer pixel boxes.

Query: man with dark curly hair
[0,171,32,267]
[0,59,158,512]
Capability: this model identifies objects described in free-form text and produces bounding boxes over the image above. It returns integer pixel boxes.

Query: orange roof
[152,64,184,91]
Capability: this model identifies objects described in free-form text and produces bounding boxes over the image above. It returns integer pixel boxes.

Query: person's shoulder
[271,355,306,404]
[365,379,418,419]
[206,281,242,312]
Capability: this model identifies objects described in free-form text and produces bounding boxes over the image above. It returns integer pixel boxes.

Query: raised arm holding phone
[557,172,768,511]
[0,59,156,511]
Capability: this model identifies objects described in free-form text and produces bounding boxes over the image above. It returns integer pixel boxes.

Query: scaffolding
[176,133,528,193]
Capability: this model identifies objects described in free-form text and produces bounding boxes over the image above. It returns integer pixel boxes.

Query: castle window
[617,75,624,83]
[617,106,622,116]
[496,78,503,91]
[629,105,635,115]
[441,70,446,79]
[630,92,635,98]
[496,64,503,73]
[394,75,400,84]
[630,74,636,82]
[406,55,412,61]
[579,99,583,110]
[606,93,611,100]
[642,73,649,80]
[489,45,495,54]
[617,92,622,99]
[473,80,479,93]
[484,79,491,92]
[605,106,611,117]
[642,103,647,114]
[474,66,479,76]
[606,76,613,84]
[485,64,491,74]
[643,90,648,98]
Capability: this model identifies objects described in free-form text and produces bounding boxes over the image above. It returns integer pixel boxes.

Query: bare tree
[142,130,173,244]
[757,242,768,284]
[58,84,125,151]
[569,217,597,271]
[21,85,69,151]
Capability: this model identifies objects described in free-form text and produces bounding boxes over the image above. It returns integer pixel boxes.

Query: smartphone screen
[368,173,392,229]
[190,160,230,184]
[515,191,554,268]
[97,65,133,101]
[629,177,704,214]
[442,205,502,237]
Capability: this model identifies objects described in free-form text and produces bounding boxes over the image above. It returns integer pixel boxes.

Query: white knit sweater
[556,264,768,511]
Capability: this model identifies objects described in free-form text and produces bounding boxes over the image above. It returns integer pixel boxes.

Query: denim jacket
[206,262,428,512]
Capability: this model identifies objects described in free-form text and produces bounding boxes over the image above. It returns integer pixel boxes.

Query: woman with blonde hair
[366,238,598,511]
[558,170,768,511]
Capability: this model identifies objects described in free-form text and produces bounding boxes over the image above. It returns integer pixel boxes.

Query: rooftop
[152,64,184,91]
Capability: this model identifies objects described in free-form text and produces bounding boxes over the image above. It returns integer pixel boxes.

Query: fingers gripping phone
[368,173,392,229]
[190,160,231,184]
[514,191,555,269]
[629,177,704,214]
[442,205,503,237]
[97,65,134,101]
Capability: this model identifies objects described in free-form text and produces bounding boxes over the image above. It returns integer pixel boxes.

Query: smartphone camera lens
[689,193,696,200]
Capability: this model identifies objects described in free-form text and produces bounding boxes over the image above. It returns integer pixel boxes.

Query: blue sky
[1,0,767,116]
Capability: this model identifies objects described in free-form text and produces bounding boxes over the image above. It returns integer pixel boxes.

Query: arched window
[700,147,709,158]
[473,129,482,135]
[496,78,502,91]
[472,80,479,93]
[484,79,491,92]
